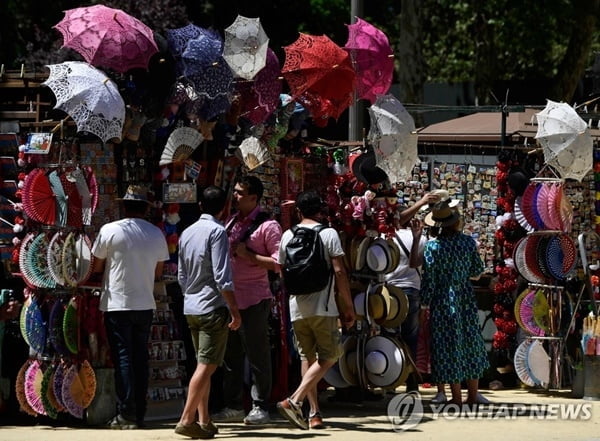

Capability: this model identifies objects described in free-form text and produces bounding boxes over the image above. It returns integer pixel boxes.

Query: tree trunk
[549,0,600,101]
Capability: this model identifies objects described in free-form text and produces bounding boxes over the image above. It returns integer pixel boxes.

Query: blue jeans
[104,309,153,424]
[222,299,272,411]
[400,288,421,359]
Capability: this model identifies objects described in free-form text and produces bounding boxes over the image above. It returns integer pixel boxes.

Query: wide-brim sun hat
[424,200,460,227]
[363,335,407,389]
[365,238,392,273]
[338,335,360,386]
[355,236,371,271]
[381,284,409,328]
[420,189,461,212]
[351,150,388,185]
[323,361,350,389]
[367,283,391,324]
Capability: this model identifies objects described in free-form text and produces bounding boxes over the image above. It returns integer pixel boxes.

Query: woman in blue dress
[420,200,489,405]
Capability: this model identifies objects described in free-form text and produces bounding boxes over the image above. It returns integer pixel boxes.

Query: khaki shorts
[292,315,343,362]
[186,307,230,365]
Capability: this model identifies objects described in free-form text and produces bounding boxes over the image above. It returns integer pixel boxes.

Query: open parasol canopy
[223,15,269,80]
[368,94,419,183]
[181,28,224,78]
[282,33,356,126]
[54,4,158,73]
[43,61,125,143]
[344,17,394,103]
[535,99,592,181]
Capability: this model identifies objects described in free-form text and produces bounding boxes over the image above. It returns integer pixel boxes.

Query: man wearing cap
[91,185,170,429]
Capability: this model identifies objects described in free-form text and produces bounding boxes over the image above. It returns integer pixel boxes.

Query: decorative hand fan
[533,289,550,333]
[514,237,541,283]
[514,339,536,387]
[48,364,66,412]
[535,235,553,280]
[519,290,545,336]
[513,288,531,332]
[62,232,94,287]
[544,235,566,280]
[19,232,38,289]
[21,168,57,225]
[15,359,37,416]
[25,359,47,415]
[531,184,546,230]
[25,232,56,289]
[61,363,84,418]
[521,183,541,230]
[546,183,561,230]
[536,183,553,230]
[559,234,577,276]
[527,340,550,387]
[49,298,70,357]
[63,297,79,355]
[48,232,67,286]
[60,171,83,229]
[25,295,46,354]
[19,296,31,346]
[48,170,68,227]
[159,127,204,165]
[41,363,61,419]
[83,166,99,213]
[558,185,573,232]
[71,168,92,226]
[53,361,66,409]
[237,136,271,171]
[514,197,535,232]
[524,235,546,283]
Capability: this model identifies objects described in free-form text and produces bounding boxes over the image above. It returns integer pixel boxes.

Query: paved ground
[2,386,600,441]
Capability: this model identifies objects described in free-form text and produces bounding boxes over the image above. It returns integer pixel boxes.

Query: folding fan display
[527,339,550,387]
[536,183,553,230]
[25,294,47,354]
[535,235,553,280]
[21,168,57,226]
[63,297,79,355]
[49,298,70,357]
[237,136,271,171]
[513,237,542,283]
[513,288,531,332]
[558,186,574,232]
[62,232,94,287]
[546,183,563,231]
[533,289,550,333]
[61,363,84,418]
[19,232,38,289]
[48,232,67,286]
[514,339,536,387]
[531,184,546,230]
[19,296,31,347]
[521,183,542,230]
[61,360,96,418]
[159,127,204,165]
[524,235,546,283]
[514,197,535,232]
[53,361,67,410]
[25,359,47,415]
[15,359,37,416]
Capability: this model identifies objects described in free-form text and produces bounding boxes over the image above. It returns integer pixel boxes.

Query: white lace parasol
[223,15,269,80]
[43,61,125,143]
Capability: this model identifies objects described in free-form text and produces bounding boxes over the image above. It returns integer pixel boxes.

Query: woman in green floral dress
[420,200,489,405]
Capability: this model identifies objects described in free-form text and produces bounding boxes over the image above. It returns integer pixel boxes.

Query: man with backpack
[212,176,282,425]
[277,190,355,430]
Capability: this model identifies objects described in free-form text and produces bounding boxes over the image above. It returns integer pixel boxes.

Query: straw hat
[365,238,392,273]
[354,236,371,271]
[323,361,350,389]
[420,189,460,212]
[424,200,460,227]
[381,284,409,328]
[338,336,360,386]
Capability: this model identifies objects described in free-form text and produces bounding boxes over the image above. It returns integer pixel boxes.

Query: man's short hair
[238,175,264,201]
[201,186,227,215]
[295,190,323,218]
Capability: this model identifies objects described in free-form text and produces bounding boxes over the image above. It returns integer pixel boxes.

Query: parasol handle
[0,217,15,228]
[51,115,71,137]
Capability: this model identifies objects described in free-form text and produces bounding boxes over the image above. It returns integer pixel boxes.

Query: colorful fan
[519,290,545,336]
[531,184,546,230]
[40,363,60,419]
[48,364,66,412]
[48,232,67,286]
[62,232,94,287]
[513,288,531,332]
[25,295,46,354]
[514,339,536,387]
[545,183,562,230]
[63,297,79,355]
[559,234,577,275]
[19,296,31,347]
[83,166,99,213]
[527,340,550,387]
[61,361,96,418]
[48,170,68,227]
[536,183,553,230]
[49,298,70,357]
[19,232,38,289]
[513,237,539,283]
[21,168,57,225]
[533,289,550,333]
[521,183,541,230]
[558,187,574,233]
[53,361,66,409]
[514,197,535,232]
[523,235,545,283]
[536,235,553,280]
[25,232,56,289]
[15,359,37,416]
[59,171,83,229]
[61,363,83,418]
[25,359,47,415]
[159,127,204,165]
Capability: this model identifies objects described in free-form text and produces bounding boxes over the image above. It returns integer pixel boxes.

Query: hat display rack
[13,153,100,419]
[511,173,578,390]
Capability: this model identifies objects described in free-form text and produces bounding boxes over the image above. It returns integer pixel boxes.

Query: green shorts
[292,315,343,362]
[186,307,230,365]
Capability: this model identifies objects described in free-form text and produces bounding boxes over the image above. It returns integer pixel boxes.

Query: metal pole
[348,0,364,141]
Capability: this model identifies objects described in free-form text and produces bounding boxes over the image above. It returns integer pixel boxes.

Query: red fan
[21,168,57,225]
[59,171,83,229]
[83,166,99,213]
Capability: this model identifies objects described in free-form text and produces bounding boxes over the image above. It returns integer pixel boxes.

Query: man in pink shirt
[212,175,282,425]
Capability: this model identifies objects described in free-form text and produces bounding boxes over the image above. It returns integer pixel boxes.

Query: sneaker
[244,405,271,425]
[211,407,245,422]
[200,420,219,435]
[277,398,308,430]
[309,412,324,429]
[107,414,138,430]
[175,422,215,439]
[431,392,447,404]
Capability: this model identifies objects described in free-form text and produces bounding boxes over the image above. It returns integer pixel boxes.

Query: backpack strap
[395,232,421,279]
[240,211,271,243]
